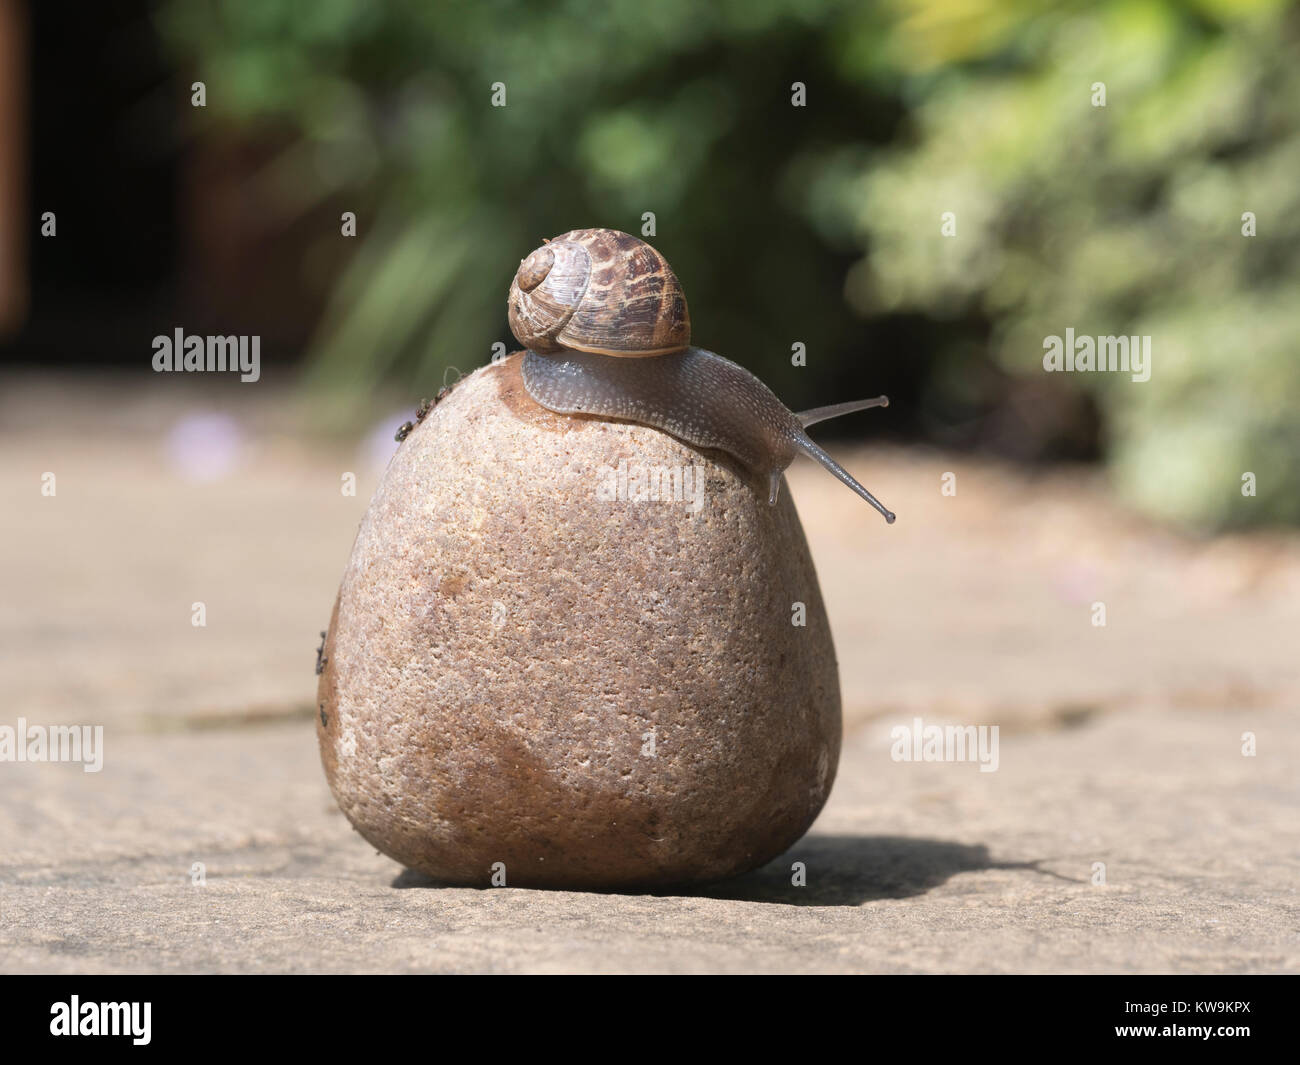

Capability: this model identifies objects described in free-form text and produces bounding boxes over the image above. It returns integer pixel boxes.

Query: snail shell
[508,229,690,357]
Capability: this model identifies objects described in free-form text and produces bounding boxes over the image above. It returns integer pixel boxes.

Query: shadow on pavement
[693,834,1073,905]
[392,834,1075,904]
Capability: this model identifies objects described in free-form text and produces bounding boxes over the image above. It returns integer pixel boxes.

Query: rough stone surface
[317,353,841,888]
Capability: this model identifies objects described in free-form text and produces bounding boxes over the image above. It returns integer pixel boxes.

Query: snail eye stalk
[795,395,889,428]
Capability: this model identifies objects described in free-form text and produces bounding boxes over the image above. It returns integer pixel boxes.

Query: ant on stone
[393,384,454,443]
[314,630,328,676]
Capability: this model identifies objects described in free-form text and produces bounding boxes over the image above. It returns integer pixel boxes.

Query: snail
[509,228,896,523]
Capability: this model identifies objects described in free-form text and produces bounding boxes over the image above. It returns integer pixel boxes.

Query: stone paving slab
[1,705,1294,974]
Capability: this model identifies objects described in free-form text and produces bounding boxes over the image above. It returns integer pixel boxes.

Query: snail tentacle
[796,395,890,428]
[789,433,896,523]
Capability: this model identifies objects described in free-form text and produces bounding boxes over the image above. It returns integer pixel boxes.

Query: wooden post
[0,0,28,337]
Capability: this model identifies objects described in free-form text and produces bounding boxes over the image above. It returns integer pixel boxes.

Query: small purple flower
[166,412,244,481]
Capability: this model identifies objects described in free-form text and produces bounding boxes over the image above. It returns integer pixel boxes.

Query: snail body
[511,228,895,523]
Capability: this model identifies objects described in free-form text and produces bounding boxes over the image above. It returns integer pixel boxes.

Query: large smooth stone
[317,352,841,889]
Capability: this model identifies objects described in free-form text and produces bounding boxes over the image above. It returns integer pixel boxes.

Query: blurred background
[1,0,1298,730]
[2,0,1298,526]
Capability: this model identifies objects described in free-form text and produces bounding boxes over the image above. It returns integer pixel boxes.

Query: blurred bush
[157,0,1300,529]
[155,0,893,405]
[825,0,1300,529]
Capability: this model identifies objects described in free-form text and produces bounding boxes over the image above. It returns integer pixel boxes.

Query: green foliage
[829,0,1300,528]
[157,0,884,407]
[158,0,1300,528]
